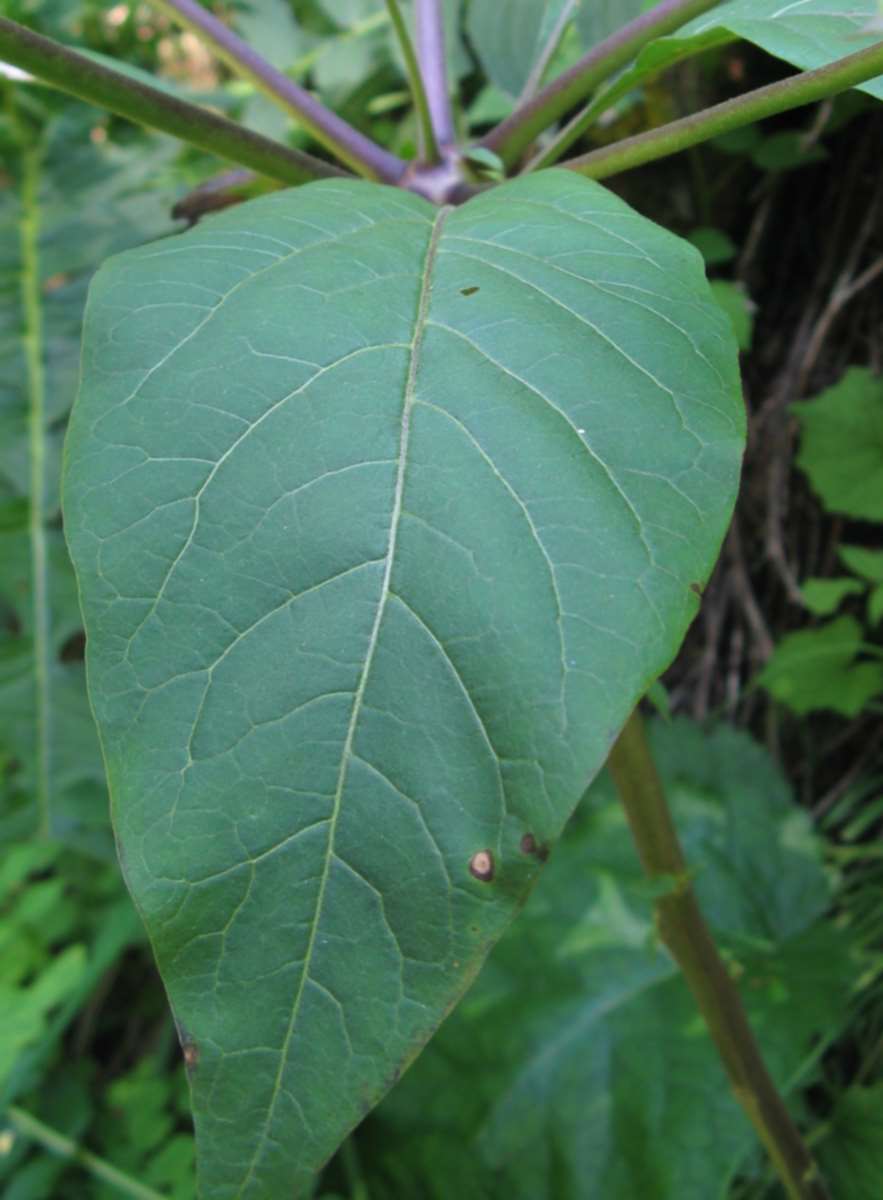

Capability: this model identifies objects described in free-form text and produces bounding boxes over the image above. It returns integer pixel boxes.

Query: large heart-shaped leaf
[63,171,743,1197]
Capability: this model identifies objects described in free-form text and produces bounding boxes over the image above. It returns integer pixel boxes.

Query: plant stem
[607,710,831,1200]
[19,134,51,838]
[565,40,883,180]
[476,0,723,168]
[148,0,404,181]
[384,0,438,162]
[414,0,455,149]
[3,1106,167,1200]
[0,18,346,187]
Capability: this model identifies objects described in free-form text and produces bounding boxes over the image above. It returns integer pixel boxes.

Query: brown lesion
[468,849,494,882]
[182,1041,198,1071]
[520,832,549,862]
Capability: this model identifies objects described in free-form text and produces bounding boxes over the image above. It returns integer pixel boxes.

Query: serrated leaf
[363,719,850,1200]
[63,171,743,1197]
[793,367,883,521]
[757,615,883,715]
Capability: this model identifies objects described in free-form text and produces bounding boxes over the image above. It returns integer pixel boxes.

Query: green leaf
[362,719,850,1200]
[757,615,883,716]
[869,583,883,626]
[801,576,865,615]
[708,279,753,350]
[681,0,883,103]
[687,225,737,265]
[792,367,883,521]
[64,171,743,1196]
[0,106,176,851]
[750,130,828,173]
[817,1084,883,1200]
[839,543,883,583]
[467,0,578,97]
[575,0,648,50]
[577,0,883,151]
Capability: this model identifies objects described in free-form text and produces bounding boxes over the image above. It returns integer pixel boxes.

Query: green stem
[565,40,883,179]
[607,710,831,1200]
[384,0,439,163]
[3,1106,167,1200]
[0,18,346,187]
[476,0,723,168]
[19,136,51,838]
[148,0,405,182]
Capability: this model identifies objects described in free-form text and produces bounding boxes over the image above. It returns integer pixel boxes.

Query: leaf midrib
[236,204,451,1195]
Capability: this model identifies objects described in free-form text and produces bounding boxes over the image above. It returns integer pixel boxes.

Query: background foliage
[1,1,881,1197]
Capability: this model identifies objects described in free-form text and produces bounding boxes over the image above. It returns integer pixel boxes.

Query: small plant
[1,2,882,1197]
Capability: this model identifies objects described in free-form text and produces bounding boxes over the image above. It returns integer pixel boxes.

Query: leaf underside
[63,171,743,1198]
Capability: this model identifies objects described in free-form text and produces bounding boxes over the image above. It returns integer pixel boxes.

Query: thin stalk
[565,40,883,179]
[607,710,831,1200]
[477,0,723,168]
[384,0,438,162]
[148,0,404,181]
[415,0,455,149]
[4,1106,167,1200]
[19,138,51,838]
[517,0,580,105]
[0,19,347,187]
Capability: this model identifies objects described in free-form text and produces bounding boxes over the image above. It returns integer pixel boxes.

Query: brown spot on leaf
[520,832,549,861]
[460,285,480,296]
[690,581,703,597]
[468,849,494,882]
[182,1040,199,1071]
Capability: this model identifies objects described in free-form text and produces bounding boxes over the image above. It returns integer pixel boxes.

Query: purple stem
[153,0,405,181]
[415,0,456,149]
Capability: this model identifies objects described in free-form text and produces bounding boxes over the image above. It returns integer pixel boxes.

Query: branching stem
[565,40,883,179]
[148,0,405,180]
[0,18,347,187]
[476,0,723,168]
[607,710,831,1200]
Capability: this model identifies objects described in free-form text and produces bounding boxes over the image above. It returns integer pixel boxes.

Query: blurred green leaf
[750,131,827,172]
[709,279,753,350]
[687,225,737,265]
[801,576,865,616]
[817,1084,883,1200]
[757,616,883,716]
[793,368,883,522]
[839,544,883,583]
